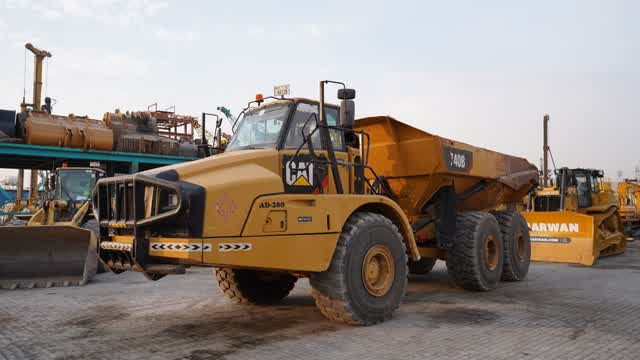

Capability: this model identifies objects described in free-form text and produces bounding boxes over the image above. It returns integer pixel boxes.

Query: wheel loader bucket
[0,225,97,289]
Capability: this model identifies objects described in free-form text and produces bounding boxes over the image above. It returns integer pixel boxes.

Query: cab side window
[590,176,600,193]
[575,173,592,208]
[284,103,344,151]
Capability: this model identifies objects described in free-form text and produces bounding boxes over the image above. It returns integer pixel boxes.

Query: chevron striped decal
[149,243,212,252]
[218,243,252,252]
[100,242,133,251]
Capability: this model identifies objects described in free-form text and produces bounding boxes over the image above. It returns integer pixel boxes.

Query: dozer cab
[0,167,106,289]
[522,168,626,266]
[94,81,538,325]
[616,179,640,239]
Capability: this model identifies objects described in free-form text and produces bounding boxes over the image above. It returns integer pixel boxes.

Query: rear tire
[408,257,437,275]
[491,210,531,281]
[446,212,503,291]
[214,268,297,305]
[309,212,408,325]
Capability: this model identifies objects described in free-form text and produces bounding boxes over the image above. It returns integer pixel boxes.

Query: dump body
[355,116,538,218]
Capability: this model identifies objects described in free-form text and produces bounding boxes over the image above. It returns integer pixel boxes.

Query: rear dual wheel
[447,211,531,291]
[446,212,504,291]
[491,210,531,281]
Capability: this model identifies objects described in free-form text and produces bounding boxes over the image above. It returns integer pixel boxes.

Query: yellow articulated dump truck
[522,168,626,266]
[93,81,538,325]
[616,179,640,238]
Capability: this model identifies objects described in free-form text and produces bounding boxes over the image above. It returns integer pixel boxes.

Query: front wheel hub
[362,245,394,297]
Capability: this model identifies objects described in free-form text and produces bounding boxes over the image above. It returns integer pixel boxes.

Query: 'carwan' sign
[528,222,580,233]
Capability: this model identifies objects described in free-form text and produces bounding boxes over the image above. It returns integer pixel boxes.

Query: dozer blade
[0,225,97,289]
[522,211,598,266]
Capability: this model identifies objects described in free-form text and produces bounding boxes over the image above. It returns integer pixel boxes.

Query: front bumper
[92,171,205,277]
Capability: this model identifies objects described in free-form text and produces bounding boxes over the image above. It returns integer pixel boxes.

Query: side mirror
[49,174,56,190]
[337,88,356,100]
[340,100,355,129]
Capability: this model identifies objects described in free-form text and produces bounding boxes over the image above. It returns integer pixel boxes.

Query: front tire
[310,212,408,325]
[446,212,504,291]
[214,268,297,305]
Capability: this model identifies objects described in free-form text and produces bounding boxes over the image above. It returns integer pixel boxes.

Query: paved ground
[1,242,639,360]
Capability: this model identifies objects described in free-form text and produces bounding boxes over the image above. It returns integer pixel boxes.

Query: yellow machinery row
[520,115,631,266]
[0,41,634,327]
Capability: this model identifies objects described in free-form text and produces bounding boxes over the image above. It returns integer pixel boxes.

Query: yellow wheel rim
[362,245,394,297]
[484,235,499,271]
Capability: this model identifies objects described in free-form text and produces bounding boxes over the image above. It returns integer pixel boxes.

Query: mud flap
[0,226,98,289]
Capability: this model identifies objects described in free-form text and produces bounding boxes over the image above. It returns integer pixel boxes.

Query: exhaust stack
[543,114,550,187]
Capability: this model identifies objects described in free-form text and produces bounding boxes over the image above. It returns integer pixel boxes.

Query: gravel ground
[1,242,639,360]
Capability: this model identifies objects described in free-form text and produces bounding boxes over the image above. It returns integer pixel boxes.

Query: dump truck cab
[523,167,625,265]
[94,81,538,325]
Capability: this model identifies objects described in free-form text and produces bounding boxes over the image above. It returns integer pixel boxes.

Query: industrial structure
[0,42,227,218]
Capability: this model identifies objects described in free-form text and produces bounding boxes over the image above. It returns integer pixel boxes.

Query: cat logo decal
[282,155,328,194]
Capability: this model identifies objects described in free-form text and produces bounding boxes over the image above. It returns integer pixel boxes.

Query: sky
[0,0,639,182]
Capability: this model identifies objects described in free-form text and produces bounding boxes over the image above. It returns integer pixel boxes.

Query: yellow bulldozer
[522,167,626,266]
[616,179,640,238]
[0,167,105,289]
[93,81,538,325]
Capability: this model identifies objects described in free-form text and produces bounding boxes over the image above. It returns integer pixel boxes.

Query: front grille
[92,174,183,230]
[534,195,562,212]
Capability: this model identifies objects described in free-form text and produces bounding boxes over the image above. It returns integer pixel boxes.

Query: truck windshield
[56,169,97,202]
[226,103,291,152]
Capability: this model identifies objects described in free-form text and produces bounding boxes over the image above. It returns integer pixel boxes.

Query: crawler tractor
[520,115,626,266]
[93,81,538,325]
[522,168,626,266]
